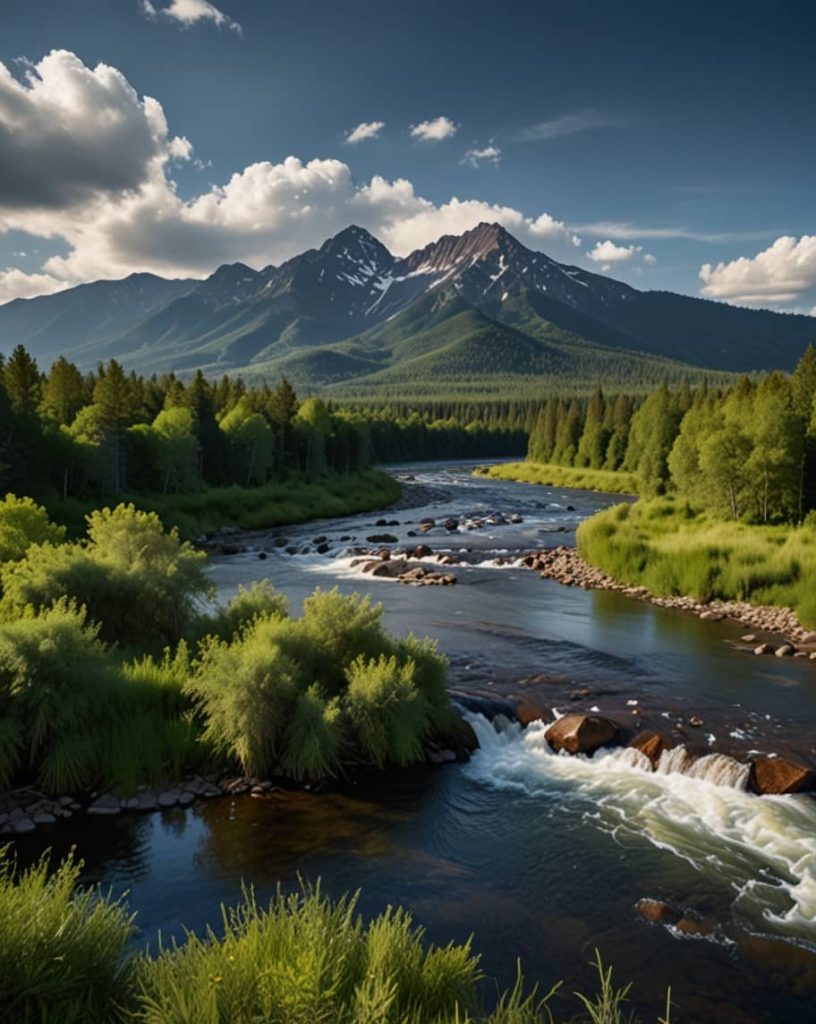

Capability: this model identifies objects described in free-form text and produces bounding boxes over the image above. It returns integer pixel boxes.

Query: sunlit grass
[477,462,637,496]
[0,848,673,1024]
[578,498,816,626]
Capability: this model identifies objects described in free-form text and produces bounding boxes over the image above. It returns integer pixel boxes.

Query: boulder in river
[630,730,669,767]
[774,643,796,657]
[366,533,398,544]
[754,643,774,655]
[413,544,433,558]
[635,898,677,924]
[545,714,619,755]
[749,757,814,795]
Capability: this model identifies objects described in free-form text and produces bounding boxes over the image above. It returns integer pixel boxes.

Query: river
[12,462,816,1022]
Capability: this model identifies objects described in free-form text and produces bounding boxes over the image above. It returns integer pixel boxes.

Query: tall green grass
[578,498,816,626]
[0,848,672,1024]
[49,470,401,539]
[477,462,637,496]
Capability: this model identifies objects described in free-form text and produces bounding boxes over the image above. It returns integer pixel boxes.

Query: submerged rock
[635,898,677,924]
[545,714,618,755]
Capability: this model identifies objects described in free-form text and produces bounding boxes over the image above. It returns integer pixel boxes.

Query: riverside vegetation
[1,847,673,1024]
[0,495,471,799]
[487,345,816,625]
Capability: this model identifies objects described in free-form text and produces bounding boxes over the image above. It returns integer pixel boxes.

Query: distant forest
[2,342,814,526]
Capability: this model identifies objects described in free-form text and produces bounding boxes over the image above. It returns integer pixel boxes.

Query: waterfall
[463,712,816,945]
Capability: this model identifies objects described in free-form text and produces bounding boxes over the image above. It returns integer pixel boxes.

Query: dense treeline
[527,344,816,524]
[0,345,374,506]
[0,346,531,513]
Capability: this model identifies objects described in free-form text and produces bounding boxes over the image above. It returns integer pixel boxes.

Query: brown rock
[413,544,433,558]
[545,714,618,755]
[754,643,774,655]
[740,633,757,643]
[516,703,550,727]
[635,898,676,924]
[630,731,668,767]
[749,757,814,795]
[700,610,725,622]
[775,643,796,657]
[675,916,717,938]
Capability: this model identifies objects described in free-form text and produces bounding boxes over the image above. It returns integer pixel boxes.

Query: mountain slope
[0,223,812,393]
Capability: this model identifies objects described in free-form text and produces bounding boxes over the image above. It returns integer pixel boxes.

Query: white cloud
[141,0,242,33]
[587,240,641,264]
[0,50,190,214]
[345,121,385,144]
[514,112,617,143]
[0,52,580,299]
[699,235,816,306]
[410,116,457,142]
[462,145,501,168]
[0,268,70,302]
[810,306,816,317]
[643,253,656,265]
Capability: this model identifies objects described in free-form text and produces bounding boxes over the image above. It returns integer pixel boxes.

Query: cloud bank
[699,235,816,307]
[0,53,580,299]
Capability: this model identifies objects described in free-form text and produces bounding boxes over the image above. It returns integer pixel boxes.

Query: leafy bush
[186,589,454,780]
[345,655,429,768]
[0,849,134,1024]
[0,503,213,648]
[0,493,65,564]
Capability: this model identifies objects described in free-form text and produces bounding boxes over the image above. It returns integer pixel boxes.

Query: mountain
[0,224,813,397]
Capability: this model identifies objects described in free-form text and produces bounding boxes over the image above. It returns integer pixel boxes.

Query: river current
[13,462,816,1022]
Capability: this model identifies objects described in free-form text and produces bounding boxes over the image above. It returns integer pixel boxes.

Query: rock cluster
[522,546,816,656]
[418,511,523,534]
[350,547,458,586]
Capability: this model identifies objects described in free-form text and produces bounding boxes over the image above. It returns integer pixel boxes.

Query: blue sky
[0,0,814,313]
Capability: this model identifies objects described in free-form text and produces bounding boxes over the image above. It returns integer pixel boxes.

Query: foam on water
[464,713,816,946]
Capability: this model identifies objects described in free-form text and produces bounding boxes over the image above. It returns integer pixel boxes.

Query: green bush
[345,655,429,768]
[186,589,454,780]
[0,504,213,649]
[0,493,65,564]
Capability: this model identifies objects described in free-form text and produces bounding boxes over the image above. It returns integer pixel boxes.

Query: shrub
[187,589,454,780]
[198,580,289,641]
[0,493,65,564]
[345,654,429,768]
[0,503,213,648]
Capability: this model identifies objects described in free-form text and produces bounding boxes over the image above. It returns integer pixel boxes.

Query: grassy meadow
[49,470,401,539]
[577,499,816,627]
[476,461,638,495]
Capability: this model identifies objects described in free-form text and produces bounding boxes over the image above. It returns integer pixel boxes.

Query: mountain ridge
[0,223,813,395]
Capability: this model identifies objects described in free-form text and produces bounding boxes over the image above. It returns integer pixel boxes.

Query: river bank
[521,544,816,657]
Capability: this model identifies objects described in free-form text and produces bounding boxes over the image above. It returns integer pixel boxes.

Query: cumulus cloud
[587,240,642,265]
[0,50,190,213]
[410,116,457,142]
[0,268,70,302]
[141,0,242,33]
[643,253,657,265]
[699,235,816,306]
[514,112,618,143]
[345,120,385,144]
[0,52,584,299]
[462,145,501,168]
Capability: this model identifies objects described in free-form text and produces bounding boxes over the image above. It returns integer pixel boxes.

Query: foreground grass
[2,848,672,1024]
[578,498,816,627]
[48,470,401,539]
[476,462,637,495]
